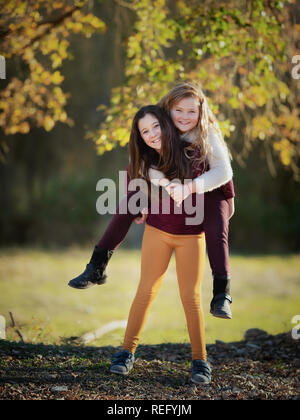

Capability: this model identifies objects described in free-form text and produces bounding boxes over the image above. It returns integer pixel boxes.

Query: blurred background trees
[0,0,299,252]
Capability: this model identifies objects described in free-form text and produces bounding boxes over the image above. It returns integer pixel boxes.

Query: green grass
[0,247,299,347]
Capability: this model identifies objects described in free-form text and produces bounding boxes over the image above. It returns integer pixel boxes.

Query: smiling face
[170,96,200,133]
[138,113,162,151]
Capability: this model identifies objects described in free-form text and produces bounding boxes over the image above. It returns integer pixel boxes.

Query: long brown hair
[158,82,230,167]
[128,105,192,184]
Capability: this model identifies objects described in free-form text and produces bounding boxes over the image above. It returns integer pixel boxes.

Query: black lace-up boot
[68,246,113,289]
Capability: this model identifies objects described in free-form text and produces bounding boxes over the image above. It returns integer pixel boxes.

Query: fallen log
[79,320,127,344]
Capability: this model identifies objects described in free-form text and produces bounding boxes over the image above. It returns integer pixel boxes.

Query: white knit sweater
[149,127,233,193]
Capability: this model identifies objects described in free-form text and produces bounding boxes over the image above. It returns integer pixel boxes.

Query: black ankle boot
[68,246,114,289]
[210,275,232,319]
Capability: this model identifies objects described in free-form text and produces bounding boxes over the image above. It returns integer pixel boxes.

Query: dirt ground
[0,329,299,401]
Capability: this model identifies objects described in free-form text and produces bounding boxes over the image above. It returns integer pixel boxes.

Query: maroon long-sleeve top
[126,161,235,235]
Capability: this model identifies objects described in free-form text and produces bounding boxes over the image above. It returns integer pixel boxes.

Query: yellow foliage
[59,112,67,122]
[43,116,55,132]
[0,0,105,137]
[251,115,275,140]
[51,53,63,69]
[273,139,294,166]
[52,71,64,85]
[19,122,30,134]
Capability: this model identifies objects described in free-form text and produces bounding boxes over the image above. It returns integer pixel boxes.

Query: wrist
[186,181,193,195]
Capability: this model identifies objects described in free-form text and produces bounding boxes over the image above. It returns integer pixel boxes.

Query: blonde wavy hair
[158,81,228,167]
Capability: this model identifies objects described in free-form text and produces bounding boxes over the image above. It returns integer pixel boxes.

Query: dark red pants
[97,188,230,278]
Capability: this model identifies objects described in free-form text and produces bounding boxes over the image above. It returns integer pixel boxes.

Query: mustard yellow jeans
[122,224,207,361]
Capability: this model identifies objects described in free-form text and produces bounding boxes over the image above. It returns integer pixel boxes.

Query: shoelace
[112,351,133,367]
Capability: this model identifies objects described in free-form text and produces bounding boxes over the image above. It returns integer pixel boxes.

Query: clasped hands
[165,182,192,207]
[160,178,193,208]
[134,178,193,224]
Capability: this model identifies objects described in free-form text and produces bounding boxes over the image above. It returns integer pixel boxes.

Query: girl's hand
[159,177,171,188]
[134,208,148,224]
[165,182,192,207]
[227,198,235,219]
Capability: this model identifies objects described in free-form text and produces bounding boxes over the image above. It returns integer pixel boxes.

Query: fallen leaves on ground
[0,329,299,400]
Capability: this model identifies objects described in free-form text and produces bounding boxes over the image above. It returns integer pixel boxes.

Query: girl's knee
[134,288,159,306]
[180,292,201,308]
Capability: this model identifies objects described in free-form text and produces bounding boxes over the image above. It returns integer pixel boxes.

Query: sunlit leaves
[92,0,299,179]
[0,0,106,143]
[93,0,184,153]
[273,113,300,166]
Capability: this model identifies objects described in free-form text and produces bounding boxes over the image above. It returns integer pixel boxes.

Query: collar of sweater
[180,128,198,144]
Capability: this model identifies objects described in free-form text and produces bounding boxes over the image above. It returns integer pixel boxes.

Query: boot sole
[68,280,106,289]
[191,377,211,385]
[210,310,232,320]
[68,278,106,290]
[68,282,95,290]
[110,367,132,376]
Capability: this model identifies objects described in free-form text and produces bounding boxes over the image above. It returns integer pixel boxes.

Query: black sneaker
[191,360,211,384]
[110,350,135,375]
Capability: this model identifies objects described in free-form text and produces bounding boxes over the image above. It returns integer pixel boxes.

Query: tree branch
[24,5,82,49]
[0,4,83,45]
